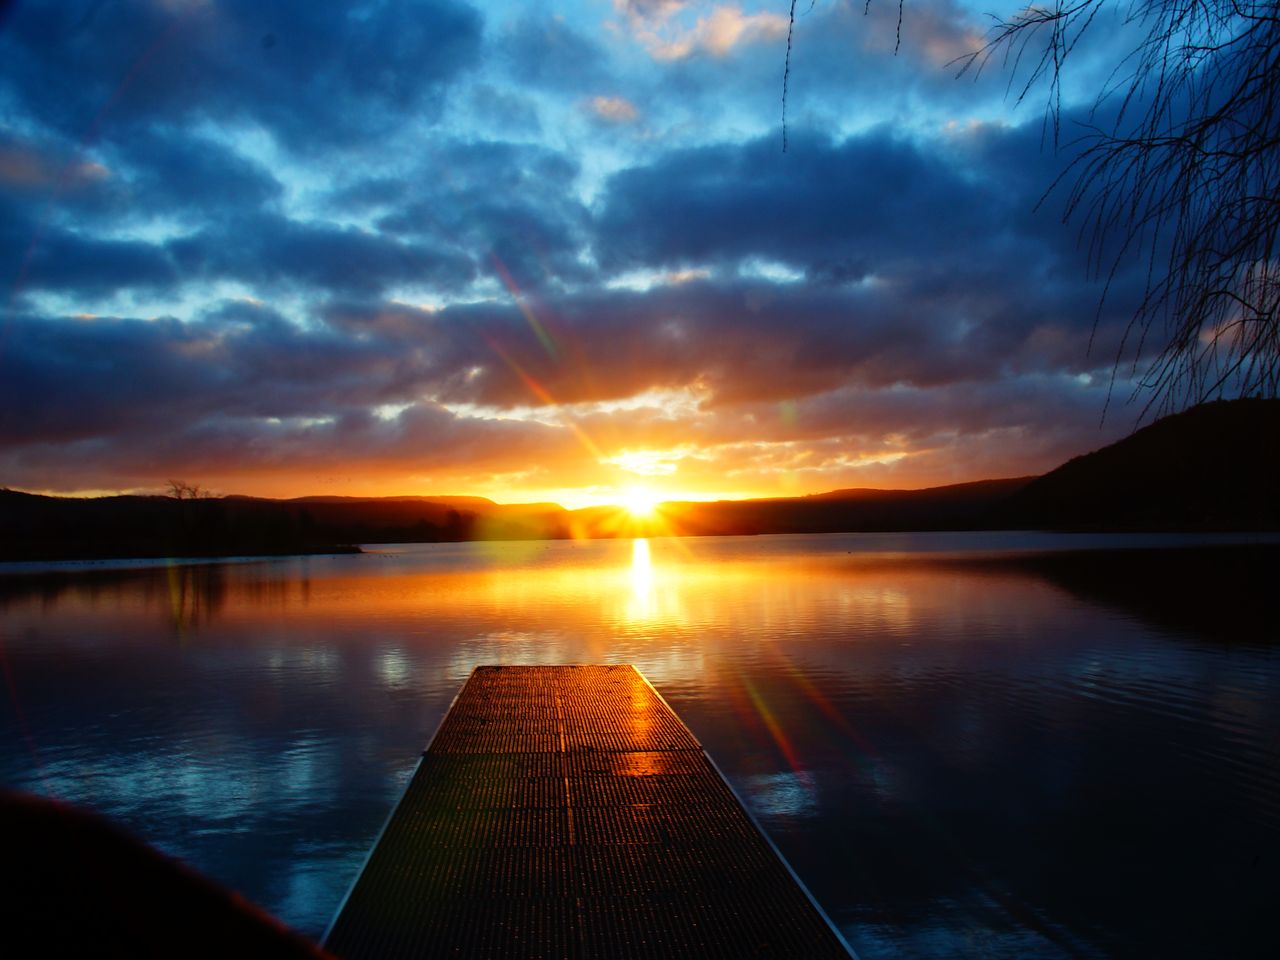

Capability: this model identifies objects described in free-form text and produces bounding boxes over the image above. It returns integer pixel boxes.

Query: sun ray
[621,486,660,519]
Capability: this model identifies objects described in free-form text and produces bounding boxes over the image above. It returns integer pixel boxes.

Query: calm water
[1,532,1277,958]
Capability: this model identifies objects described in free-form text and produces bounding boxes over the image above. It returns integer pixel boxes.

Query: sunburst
[621,486,660,518]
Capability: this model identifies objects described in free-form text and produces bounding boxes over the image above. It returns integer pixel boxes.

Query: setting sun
[621,487,660,518]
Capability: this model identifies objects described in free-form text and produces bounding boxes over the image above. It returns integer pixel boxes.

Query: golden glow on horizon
[621,486,661,518]
[21,483,760,511]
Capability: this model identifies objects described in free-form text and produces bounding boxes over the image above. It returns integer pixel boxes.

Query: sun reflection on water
[628,538,654,617]
[3,536,1277,953]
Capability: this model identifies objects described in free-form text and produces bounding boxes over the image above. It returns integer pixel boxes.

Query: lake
[1,532,1277,958]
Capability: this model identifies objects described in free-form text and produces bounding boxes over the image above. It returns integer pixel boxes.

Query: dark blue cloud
[322,270,1141,413]
[107,128,283,218]
[0,195,177,295]
[595,127,1013,276]
[0,0,482,151]
[1,312,228,446]
[363,141,590,289]
[593,118,1149,332]
[0,136,472,298]
[0,2,488,300]
[458,84,545,136]
[499,15,611,92]
[0,124,281,227]
[0,304,576,487]
[0,301,422,447]
[166,213,476,295]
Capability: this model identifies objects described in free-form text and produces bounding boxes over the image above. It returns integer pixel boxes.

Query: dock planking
[325,664,854,959]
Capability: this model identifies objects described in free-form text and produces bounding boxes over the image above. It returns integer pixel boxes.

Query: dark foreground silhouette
[0,791,330,957]
[999,398,1279,529]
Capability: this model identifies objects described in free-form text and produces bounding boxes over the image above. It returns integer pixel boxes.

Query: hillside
[0,490,362,561]
[0,477,1035,561]
[657,478,1033,536]
[2,399,1276,561]
[0,491,575,561]
[996,398,1280,530]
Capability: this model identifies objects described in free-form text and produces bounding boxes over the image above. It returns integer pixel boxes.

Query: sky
[0,0,1158,508]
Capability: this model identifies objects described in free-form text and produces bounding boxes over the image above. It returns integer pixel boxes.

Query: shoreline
[4,529,1279,577]
[0,545,361,576]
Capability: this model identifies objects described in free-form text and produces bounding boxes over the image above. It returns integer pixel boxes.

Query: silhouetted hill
[996,398,1280,530]
[3,400,1275,561]
[0,489,589,561]
[810,478,1033,503]
[657,478,1033,536]
[286,495,497,508]
[0,490,362,561]
[0,478,1036,562]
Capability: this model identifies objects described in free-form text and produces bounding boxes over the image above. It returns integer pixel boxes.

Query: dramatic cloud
[597,128,1004,274]
[0,0,482,150]
[1,199,179,297]
[167,214,478,296]
[0,0,1158,505]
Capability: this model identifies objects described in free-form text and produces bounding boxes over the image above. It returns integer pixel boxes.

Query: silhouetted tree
[165,479,216,551]
[785,0,1279,413]
[166,479,212,501]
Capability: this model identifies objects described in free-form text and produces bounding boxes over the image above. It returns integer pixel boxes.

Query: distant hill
[656,478,1033,536]
[0,491,576,561]
[0,490,364,562]
[285,494,497,508]
[996,398,1280,530]
[0,478,1032,562]
[2,399,1276,561]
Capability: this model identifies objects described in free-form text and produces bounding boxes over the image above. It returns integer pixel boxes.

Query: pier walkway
[325,664,853,959]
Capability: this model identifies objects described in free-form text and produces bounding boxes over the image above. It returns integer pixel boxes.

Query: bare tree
[167,479,212,500]
[786,1,1280,414]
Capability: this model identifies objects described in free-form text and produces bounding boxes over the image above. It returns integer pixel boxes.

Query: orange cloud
[622,3,789,61]
[588,95,640,123]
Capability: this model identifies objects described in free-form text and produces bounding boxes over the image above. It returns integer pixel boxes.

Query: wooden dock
[324,664,854,959]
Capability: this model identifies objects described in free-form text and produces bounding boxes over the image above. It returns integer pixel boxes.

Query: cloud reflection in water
[0,534,1276,957]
